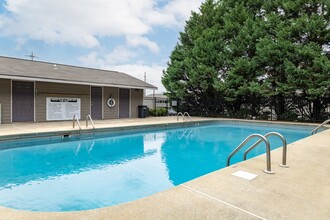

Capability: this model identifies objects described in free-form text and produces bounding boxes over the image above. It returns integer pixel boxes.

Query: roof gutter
[0,74,158,90]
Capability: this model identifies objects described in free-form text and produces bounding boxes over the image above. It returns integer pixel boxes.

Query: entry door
[119,88,130,118]
[12,81,34,122]
[91,86,102,119]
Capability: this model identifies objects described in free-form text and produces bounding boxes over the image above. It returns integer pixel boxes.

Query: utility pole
[25,52,38,61]
[143,72,147,97]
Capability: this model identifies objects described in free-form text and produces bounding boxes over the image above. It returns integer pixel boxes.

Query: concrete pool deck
[0,117,329,219]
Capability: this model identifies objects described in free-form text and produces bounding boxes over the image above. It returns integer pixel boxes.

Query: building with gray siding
[143,93,169,110]
[0,56,157,124]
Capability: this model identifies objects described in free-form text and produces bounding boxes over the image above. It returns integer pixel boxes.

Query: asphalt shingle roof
[0,56,157,89]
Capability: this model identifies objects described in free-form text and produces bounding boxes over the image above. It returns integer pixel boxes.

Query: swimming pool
[0,121,311,212]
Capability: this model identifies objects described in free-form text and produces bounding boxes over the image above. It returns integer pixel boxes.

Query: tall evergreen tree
[258,0,330,120]
[162,0,330,121]
[162,0,221,115]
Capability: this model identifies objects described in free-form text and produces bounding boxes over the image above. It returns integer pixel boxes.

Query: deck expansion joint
[181,184,266,220]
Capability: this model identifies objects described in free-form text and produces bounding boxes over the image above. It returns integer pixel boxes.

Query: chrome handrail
[311,119,330,135]
[243,132,288,168]
[73,115,81,130]
[183,112,192,121]
[177,112,186,121]
[86,114,95,129]
[226,134,274,174]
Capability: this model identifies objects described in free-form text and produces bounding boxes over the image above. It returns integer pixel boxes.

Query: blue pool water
[0,121,311,211]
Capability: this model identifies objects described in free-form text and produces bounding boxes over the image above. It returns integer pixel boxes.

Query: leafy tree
[258,0,330,121]
[162,0,330,121]
[162,0,222,115]
[214,1,267,116]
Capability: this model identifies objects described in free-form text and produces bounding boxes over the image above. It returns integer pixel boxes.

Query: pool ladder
[177,112,193,122]
[226,132,288,174]
[73,115,95,139]
[73,115,81,130]
[73,115,95,129]
[311,119,330,135]
[86,114,95,129]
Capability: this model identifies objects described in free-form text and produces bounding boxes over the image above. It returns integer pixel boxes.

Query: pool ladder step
[226,132,288,174]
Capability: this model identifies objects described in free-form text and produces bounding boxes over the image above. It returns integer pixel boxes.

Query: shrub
[149,108,167,116]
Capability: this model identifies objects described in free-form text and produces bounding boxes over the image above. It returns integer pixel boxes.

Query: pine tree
[162,0,330,121]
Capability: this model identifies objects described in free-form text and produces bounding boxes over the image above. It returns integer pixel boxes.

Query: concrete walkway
[0,117,329,220]
[0,117,209,138]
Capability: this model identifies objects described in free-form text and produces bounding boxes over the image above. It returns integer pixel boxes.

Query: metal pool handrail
[226,134,274,174]
[73,115,81,130]
[311,119,330,135]
[243,132,288,168]
[86,114,95,129]
[183,112,192,121]
[177,112,186,121]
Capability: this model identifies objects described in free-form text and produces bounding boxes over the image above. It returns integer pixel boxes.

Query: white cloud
[106,63,166,93]
[0,0,204,94]
[145,0,204,27]
[0,0,203,50]
[78,47,136,66]
[105,47,137,64]
[78,52,104,67]
[164,0,202,21]
[79,52,166,93]
[15,37,26,50]
[126,36,160,53]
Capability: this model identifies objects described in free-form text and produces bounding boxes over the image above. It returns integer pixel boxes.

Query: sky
[0,0,204,94]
